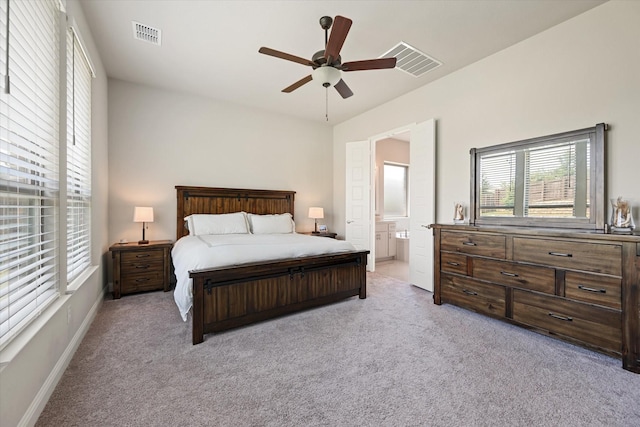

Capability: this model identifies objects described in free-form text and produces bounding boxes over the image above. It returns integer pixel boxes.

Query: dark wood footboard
[189,250,369,344]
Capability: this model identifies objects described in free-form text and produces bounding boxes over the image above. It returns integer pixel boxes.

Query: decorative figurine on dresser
[610,196,635,233]
[432,123,639,374]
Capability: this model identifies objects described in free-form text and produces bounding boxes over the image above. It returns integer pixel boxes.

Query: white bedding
[172,233,357,321]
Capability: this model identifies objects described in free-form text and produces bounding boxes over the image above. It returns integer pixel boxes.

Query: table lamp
[133,206,154,244]
[308,207,324,234]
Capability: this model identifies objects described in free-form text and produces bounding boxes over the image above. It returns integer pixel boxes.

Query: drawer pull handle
[500,271,518,277]
[548,251,572,257]
[447,262,460,266]
[548,312,573,322]
[462,289,478,296]
[136,254,150,258]
[462,241,477,246]
[578,285,606,294]
[135,264,150,269]
[135,278,150,283]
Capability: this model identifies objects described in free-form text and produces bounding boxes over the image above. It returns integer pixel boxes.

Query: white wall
[0,1,110,426]
[333,1,640,238]
[108,80,334,244]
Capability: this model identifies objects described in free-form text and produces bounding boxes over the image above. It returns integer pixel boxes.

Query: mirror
[470,123,606,231]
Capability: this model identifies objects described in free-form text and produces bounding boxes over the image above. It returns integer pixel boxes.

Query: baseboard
[19,287,107,427]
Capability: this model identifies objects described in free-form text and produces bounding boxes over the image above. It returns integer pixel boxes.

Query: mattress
[172,233,357,321]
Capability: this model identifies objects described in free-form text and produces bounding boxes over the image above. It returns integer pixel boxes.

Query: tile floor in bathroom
[374,259,409,282]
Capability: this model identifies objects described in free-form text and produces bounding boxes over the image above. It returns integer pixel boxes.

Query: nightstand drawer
[120,260,163,277]
[121,258,164,275]
[121,272,166,293]
[121,250,164,263]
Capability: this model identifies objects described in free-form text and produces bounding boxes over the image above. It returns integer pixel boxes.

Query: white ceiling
[80,0,605,124]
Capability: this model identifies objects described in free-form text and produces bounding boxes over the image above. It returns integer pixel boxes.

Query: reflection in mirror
[470,123,606,231]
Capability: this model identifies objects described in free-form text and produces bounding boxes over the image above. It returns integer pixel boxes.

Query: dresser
[431,224,639,373]
[110,240,173,299]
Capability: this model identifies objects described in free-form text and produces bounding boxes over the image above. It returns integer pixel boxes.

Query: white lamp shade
[133,206,154,223]
[308,207,324,219]
[311,66,341,87]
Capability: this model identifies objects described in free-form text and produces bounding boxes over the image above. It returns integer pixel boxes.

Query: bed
[174,186,369,344]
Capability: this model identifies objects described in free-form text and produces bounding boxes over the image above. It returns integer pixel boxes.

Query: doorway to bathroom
[374,133,411,283]
[345,119,435,290]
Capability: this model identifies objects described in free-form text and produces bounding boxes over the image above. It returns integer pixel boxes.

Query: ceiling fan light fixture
[312,65,341,88]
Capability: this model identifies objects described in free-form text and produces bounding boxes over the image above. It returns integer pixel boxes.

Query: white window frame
[66,21,94,285]
[0,0,95,351]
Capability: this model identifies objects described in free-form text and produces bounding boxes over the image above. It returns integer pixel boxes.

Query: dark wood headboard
[175,186,296,240]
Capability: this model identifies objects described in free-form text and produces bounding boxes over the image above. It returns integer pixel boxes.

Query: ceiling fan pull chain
[325,87,329,121]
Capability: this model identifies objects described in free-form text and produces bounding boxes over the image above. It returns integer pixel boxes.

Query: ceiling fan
[258,15,397,99]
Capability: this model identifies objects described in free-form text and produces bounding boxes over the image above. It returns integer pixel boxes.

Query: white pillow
[248,213,295,234]
[184,212,249,236]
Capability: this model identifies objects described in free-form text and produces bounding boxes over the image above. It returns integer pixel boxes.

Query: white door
[345,140,373,270]
[409,119,436,291]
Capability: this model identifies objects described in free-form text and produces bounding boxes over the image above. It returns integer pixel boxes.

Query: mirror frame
[469,123,606,231]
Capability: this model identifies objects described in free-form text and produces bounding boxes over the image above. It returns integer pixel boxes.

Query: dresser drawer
[441,274,505,318]
[441,252,467,275]
[441,231,506,259]
[472,258,555,294]
[513,289,621,353]
[564,271,621,310]
[513,238,621,275]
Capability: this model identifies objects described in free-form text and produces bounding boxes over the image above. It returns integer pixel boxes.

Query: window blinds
[479,139,590,218]
[66,27,92,282]
[479,151,516,215]
[0,0,60,348]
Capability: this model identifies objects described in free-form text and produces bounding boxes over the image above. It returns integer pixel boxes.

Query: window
[0,0,61,348]
[383,163,408,218]
[478,141,589,218]
[66,27,92,282]
[470,124,605,230]
[0,0,94,349]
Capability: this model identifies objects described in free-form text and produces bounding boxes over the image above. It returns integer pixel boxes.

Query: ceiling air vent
[381,41,441,77]
[132,21,162,46]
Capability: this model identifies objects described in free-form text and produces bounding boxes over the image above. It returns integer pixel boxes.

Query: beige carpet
[37,272,640,426]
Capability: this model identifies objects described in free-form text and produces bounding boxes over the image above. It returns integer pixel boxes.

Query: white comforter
[172,233,357,321]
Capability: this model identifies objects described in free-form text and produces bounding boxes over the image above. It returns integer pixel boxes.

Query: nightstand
[304,232,337,239]
[109,240,173,299]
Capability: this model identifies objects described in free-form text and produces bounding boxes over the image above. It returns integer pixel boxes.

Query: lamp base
[311,231,320,235]
[138,239,149,245]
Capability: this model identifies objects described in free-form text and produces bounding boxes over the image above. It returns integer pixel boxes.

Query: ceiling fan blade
[259,47,315,67]
[341,57,397,72]
[324,15,352,64]
[334,79,353,99]
[282,75,313,93]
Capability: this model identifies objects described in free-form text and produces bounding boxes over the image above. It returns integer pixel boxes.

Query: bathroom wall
[375,137,410,232]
